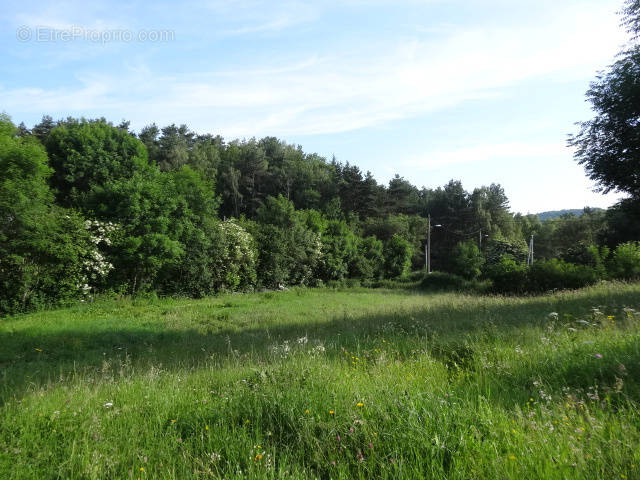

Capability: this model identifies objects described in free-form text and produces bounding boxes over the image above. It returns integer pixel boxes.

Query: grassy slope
[1,283,639,479]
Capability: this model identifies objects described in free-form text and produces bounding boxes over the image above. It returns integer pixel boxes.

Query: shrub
[420,272,469,291]
[349,236,384,281]
[529,258,600,292]
[449,240,485,280]
[608,241,640,280]
[383,234,413,278]
[484,254,529,294]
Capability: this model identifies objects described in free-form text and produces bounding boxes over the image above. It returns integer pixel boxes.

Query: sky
[0,0,631,213]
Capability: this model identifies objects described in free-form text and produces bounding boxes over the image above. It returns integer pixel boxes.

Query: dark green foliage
[484,255,529,294]
[3,111,637,315]
[561,243,610,277]
[252,196,321,287]
[351,236,384,281]
[600,198,640,248]
[383,234,413,278]
[44,119,150,209]
[607,241,640,280]
[569,2,640,198]
[420,272,469,291]
[0,116,93,314]
[484,238,528,266]
[317,220,359,281]
[449,240,485,280]
[528,259,601,292]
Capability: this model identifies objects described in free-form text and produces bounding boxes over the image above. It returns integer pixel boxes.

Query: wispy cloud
[401,142,568,170]
[0,0,626,138]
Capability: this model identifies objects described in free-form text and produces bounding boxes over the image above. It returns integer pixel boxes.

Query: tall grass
[1,282,639,479]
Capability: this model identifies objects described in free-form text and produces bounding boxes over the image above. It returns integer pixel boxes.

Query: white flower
[103,402,113,408]
[548,312,558,320]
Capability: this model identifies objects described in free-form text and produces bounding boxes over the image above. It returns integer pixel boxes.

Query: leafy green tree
[450,240,485,280]
[608,241,640,279]
[0,116,92,314]
[383,234,413,278]
[569,3,640,198]
[252,195,322,287]
[44,119,150,209]
[351,236,384,280]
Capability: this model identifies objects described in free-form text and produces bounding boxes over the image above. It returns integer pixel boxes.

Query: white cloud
[0,0,627,138]
[402,142,568,170]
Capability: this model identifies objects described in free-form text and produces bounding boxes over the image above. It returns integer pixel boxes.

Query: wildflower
[356,402,364,408]
[368,442,374,449]
[171,419,177,423]
[329,410,335,415]
[103,402,113,408]
[254,454,263,461]
[594,353,603,359]
[140,467,145,472]
[34,348,43,352]
[548,312,558,320]
[509,455,516,461]
[305,409,310,415]
[205,425,210,431]
[607,315,615,320]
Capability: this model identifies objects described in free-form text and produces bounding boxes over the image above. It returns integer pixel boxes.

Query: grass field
[1,283,640,479]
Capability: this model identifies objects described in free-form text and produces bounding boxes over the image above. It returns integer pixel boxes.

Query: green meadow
[1,283,639,479]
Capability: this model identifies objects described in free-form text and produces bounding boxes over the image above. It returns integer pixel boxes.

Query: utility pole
[527,235,534,266]
[427,215,431,274]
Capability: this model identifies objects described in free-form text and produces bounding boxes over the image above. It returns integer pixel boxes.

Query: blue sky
[0,0,630,213]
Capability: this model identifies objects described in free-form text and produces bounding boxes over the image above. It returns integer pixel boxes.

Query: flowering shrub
[215,219,258,291]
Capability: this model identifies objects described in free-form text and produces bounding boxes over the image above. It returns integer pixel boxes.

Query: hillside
[536,208,604,221]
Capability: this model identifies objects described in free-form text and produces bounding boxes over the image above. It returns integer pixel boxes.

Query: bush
[529,258,600,292]
[449,240,484,280]
[349,236,384,281]
[420,272,469,291]
[608,241,640,280]
[383,234,413,278]
[484,254,529,294]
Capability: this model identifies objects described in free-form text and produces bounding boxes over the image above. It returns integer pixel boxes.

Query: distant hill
[536,208,603,221]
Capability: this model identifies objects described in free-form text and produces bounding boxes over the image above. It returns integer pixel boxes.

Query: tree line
[2,110,639,315]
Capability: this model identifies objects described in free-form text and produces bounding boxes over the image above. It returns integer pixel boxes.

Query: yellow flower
[34,348,43,352]
[511,429,516,434]
[171,419,177,423]
[305,409,310,415]
[356,403,364,408]
[509,455,516,461]
[205,425,209,431]
[140,467,145,472]
[329,410,335,415]
[254,454,263,461]
[621,475,627,479]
